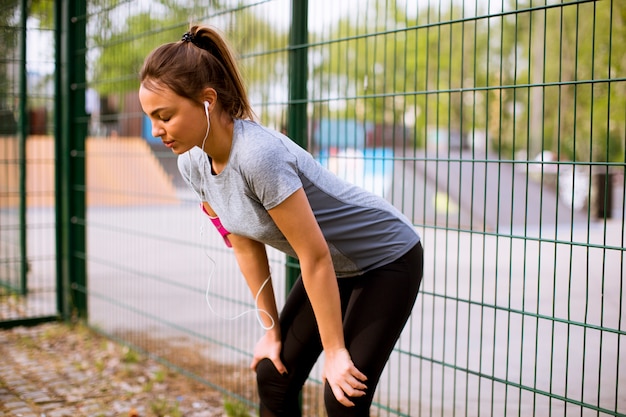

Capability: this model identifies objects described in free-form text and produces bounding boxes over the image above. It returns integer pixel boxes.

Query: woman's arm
[266,188,367,407]
[228,233,279,331]
[228,232,287,374]
[202,203,285,374]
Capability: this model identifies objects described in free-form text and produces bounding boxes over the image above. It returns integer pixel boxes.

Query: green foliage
[149,397,182,417]
[310,0,495,147]
[0,0,19,109]
[91,11,183,96]
[30,0,54,29]
[121,346,141,364]
[223,397,252,417]
[223,8,289,92]
[541,0,625,162]
[65,0,626,160]
[16,334,37,349]
[581,129,625,163]
[153,369,166,383]
[89,0,288,99]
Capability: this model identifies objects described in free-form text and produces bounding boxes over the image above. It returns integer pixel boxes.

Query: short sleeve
[240,137,303,210]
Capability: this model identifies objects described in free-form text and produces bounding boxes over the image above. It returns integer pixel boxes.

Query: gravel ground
[0,322,228,417]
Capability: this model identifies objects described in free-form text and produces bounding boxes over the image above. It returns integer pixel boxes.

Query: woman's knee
[256,358,299,415]
[256,358,286,399]
[323,381,372,417]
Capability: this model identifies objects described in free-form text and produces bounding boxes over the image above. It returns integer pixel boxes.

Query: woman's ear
[202,88,218,110]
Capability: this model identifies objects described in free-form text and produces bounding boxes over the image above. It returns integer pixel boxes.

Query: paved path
[0,323,225,417]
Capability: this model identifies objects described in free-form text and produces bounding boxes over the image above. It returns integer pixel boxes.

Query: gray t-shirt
[178,119,420,278]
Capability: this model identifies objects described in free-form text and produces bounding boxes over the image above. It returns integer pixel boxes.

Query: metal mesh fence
[308,1,624,414]
[1,0,624,415]
[0,0,57,324]
[80,0,292,411]
[0,1,23,302]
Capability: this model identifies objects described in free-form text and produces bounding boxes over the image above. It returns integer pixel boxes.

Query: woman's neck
[205,113,235,175]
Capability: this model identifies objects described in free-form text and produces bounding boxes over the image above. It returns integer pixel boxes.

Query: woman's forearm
[230,234,281,335]
[300,256,345,353]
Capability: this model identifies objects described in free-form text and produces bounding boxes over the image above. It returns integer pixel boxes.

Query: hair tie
[182,31,205,50]
[181,31,220,58]
[181,32,195,43]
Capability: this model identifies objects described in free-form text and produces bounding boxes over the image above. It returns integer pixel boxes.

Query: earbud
[200,101,211,152]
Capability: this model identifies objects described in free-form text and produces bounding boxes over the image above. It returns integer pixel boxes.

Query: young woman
[139,25,424,417]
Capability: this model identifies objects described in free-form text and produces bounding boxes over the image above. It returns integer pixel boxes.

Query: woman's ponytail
[140,25,254,120]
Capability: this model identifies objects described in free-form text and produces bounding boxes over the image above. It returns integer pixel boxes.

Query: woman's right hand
[250,331,287,375]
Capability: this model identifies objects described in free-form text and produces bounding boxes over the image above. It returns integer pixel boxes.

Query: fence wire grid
[1,0,625,416]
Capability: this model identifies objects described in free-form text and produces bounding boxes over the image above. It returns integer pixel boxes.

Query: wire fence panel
[0,1,23,302]
[304,0,624,415]
[0,0,58,325]
[67,0,626,415]
[79,0,291,411]
[2,0,624,415]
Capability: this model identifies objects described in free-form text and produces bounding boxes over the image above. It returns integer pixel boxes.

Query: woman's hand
[267,189,367,406]
[250,331,287,376]
[323,348,368,407]
[228,233,284,375]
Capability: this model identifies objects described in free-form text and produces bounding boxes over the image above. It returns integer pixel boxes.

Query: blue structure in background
[313,119,393,197]
[142,114,161,144]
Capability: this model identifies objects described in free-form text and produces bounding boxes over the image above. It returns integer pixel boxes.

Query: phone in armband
[201,204,232,248]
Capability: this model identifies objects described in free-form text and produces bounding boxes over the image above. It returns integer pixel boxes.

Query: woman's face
[139,83,207,154]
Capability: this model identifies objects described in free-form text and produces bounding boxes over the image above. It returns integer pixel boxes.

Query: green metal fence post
[55,0,87,321]
[18,0,28,296]
[54,0,64,319]
[286,2,308,411]
[286,0,308,292]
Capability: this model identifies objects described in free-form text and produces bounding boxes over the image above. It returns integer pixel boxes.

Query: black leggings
[256,242,423,417]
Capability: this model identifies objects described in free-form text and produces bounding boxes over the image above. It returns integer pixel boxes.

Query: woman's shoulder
[237,119,283,143]
[234,119,292,157]
[232,119,300,175]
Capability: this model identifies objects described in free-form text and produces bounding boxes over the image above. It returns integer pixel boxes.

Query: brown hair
[140,25,254,120]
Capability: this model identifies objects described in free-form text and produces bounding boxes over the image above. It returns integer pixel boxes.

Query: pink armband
[201,204,232,248]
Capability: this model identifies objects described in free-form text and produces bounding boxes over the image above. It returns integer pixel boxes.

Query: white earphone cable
[202,255,275,330]
[187,111,275,331]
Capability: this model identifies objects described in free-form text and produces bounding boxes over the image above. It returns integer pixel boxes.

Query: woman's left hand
[250,331,287,376]
[323,347,368,407]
